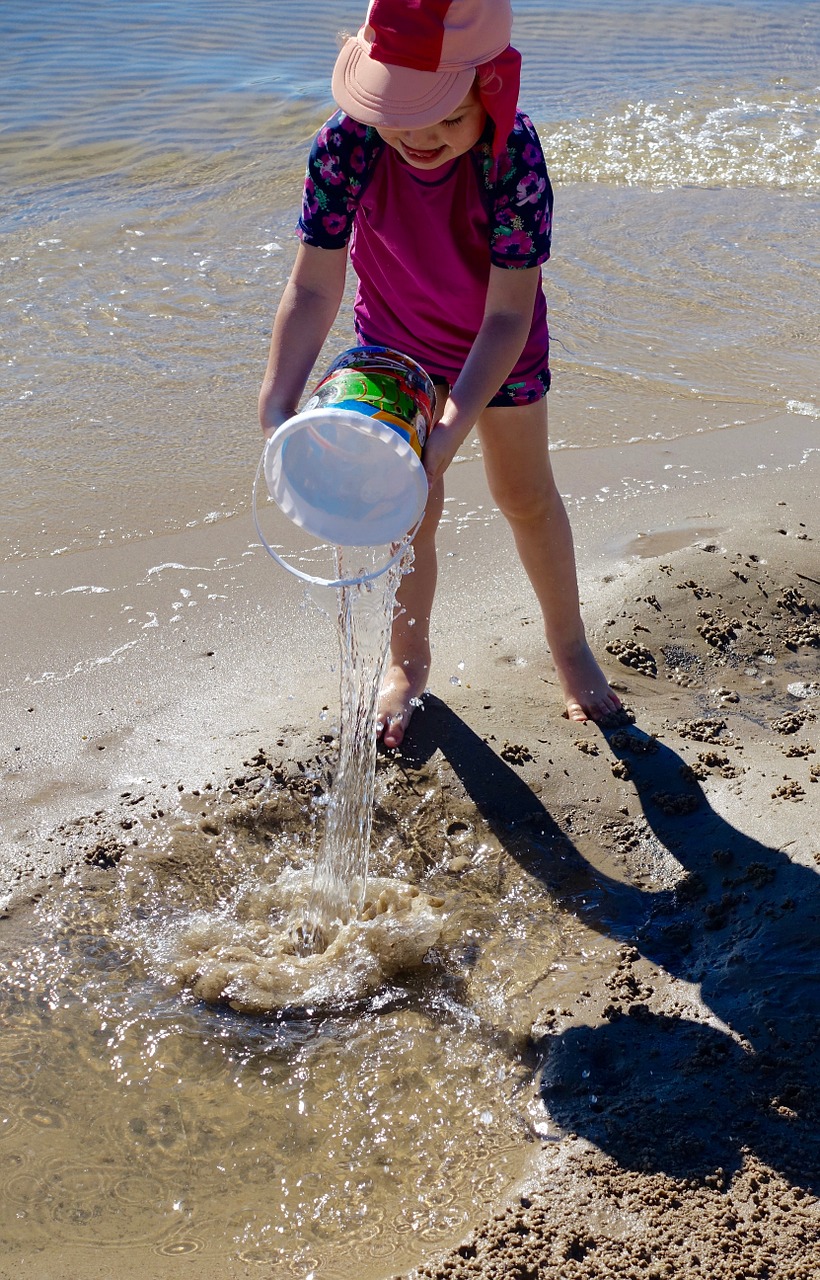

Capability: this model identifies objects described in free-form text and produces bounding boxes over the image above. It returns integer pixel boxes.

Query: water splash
[167,870,445,1014]
[300,546,410,951]
[140,539,445,1010]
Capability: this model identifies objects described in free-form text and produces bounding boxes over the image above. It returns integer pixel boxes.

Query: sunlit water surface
[1,0,817,563]
[0,766,603,1276]
[0,521,578,1279]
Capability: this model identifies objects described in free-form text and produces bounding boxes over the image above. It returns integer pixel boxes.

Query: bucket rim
[253,415,427,587]
[263,407,428,544]
[252,452,422,588]
[266,405,424,459]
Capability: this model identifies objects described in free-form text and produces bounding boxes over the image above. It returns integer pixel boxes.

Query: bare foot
[554,640,622,724]
[376,660,428,749]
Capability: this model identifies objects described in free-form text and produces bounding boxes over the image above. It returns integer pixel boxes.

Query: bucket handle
[252,449,423,589]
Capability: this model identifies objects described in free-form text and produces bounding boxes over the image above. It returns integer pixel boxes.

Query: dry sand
[2,431,819,1277]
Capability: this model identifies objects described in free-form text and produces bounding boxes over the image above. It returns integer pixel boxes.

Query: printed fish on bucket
[307,346,435,460]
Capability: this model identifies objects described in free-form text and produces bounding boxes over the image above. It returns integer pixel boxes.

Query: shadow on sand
[396,695,820,1194]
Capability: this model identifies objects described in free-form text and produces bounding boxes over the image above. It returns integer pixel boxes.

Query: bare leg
[477,398,621,723]
[377,388,448,749]
[376,477,443,747]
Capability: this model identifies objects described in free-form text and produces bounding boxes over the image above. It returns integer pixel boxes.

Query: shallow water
[0,757,622,1277]
[2,1,817,566]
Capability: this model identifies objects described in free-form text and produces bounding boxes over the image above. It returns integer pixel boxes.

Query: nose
[400,126,440,150]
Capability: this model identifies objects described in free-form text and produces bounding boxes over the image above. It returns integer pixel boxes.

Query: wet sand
[1,425,819,1276]
[397,466,820,1278]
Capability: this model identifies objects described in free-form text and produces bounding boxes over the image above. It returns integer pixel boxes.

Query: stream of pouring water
[299,546,411,953]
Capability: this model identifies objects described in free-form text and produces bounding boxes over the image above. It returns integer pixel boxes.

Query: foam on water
[159,870,445,1013]
[545,90,820,190]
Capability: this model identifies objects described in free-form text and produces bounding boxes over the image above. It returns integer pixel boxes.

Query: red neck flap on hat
[478,45,521,160]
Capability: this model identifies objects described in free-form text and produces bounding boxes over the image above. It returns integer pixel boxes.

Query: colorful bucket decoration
[307,345,434,461]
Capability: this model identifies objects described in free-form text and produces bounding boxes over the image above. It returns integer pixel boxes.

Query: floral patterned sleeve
[296,110,384,250]
[486,111,554,269]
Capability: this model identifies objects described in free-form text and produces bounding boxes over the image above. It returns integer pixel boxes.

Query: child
[259,0,621,748]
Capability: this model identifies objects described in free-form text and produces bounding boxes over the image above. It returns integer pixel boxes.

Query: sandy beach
[2,419,818,1277]
[2,0,819,1272]
[398,458,820,1279]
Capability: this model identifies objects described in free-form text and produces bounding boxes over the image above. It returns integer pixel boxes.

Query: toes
[381,713,409,750]
[591,694,626,726]
[565,686,622,725]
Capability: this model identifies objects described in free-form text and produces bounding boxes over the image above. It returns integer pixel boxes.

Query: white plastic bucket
[253,409,428,588]
[264,407,428,547]
[254,345,435,588]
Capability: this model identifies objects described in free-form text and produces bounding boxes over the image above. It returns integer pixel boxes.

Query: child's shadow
[397,696,820,1194]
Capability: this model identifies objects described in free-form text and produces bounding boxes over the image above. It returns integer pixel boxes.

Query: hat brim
[332,37,476,130]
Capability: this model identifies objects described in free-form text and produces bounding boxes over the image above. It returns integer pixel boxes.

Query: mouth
[403,144,446,164]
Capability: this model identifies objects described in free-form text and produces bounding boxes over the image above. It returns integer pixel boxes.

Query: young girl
[259,0,621,747]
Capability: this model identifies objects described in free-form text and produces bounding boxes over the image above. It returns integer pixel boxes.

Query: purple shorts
[489,364,551,406]
[432,363,551,409]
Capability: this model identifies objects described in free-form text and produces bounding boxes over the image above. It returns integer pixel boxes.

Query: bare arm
[422,264,540,484]
[258,242,348,437]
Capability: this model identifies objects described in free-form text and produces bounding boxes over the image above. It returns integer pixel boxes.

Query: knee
[489,475,562,526]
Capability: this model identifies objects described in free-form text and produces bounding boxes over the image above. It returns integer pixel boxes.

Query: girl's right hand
[422,420,464,488]
[259,401,297,440]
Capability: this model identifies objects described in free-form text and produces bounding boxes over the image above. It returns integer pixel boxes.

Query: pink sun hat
[332,0,521,156]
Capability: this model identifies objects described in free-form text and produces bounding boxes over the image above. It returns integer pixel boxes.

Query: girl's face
[377,83,486,170]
